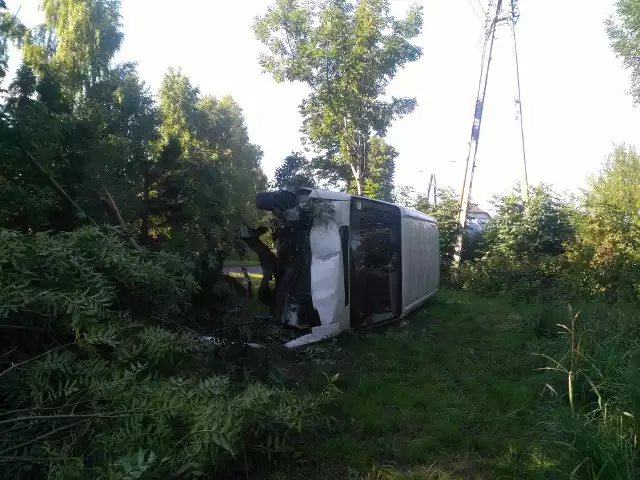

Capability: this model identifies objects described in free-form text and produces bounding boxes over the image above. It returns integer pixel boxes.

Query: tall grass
[538,305,640,479]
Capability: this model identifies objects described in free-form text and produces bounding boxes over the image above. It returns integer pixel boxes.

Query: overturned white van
[245,188,439,348]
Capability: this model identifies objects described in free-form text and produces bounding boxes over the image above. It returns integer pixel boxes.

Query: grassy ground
[227,271,267,299]
[281,288,569,480]
[227,275,638,479]
[225,259,261,267]
[226,274,574,478]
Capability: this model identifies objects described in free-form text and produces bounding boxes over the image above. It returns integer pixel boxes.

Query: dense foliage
[456,164,640,306]
[457,185,576,301]
[607,0,640,104]
[414,186,462,276]
[0,1,332,478]
[567,145,640,301]
[0,1,265,256]
[272,152,317,191]
[0,227,337,479]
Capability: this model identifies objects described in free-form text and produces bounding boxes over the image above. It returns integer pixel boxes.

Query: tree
[28,0,124,100]
[568,145,640,300]
[362,136,396,201]
[607,0,640,104]
[0,2,334,477]
[0,59,160,232]
[0,1,26,81]
[0,65,60,232]
[483,184,575,261]
[155,68,266,253]
[393,184,417,207]
[272,152,317,191]
[453,184,576,300]
[0,2,267,260]
[414,187,461,275]
[254,0,423,194]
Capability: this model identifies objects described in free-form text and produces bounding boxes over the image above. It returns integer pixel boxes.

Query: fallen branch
[0,342,75,378]
[0,421,86,456]
[241,266,253,299]
[26,153,96,225]
[96,187,141,251]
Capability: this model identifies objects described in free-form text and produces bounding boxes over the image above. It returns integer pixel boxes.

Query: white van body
[285,189,439,348]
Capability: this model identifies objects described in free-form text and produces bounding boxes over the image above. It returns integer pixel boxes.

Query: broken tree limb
[97,187,142,251]
[241,266,253,299]
[26,153,96,226]
[239,223,277,309]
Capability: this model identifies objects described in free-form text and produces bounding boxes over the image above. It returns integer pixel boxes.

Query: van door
[349,198,402,328]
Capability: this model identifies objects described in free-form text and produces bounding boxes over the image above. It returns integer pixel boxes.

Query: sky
[11,0,640,209]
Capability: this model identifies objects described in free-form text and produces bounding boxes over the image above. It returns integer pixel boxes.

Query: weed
[536,305,640,479]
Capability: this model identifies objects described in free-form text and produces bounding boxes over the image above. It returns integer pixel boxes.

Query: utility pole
[452,0,529,272]
[433,174,437,208]
[426,173,437,209]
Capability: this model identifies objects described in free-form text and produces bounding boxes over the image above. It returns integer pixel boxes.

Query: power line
[475,0,487,16]
[465,0,484,24]
[453,0,530,272]
[11,5,21,24]
[509,0,528,202]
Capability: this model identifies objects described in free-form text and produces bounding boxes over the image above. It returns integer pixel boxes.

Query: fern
[0,227,337,479]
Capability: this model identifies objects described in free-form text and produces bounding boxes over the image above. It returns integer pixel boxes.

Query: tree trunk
[240,224,277,308]
[97,187,142,251]
[350,163,363,195]
[26,153,96,226]
[141,170,150,245]
[357,134,369,196]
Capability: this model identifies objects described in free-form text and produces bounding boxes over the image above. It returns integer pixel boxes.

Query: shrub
[0,226,197,333]
[457,184,576,302]
[480,184,575,261]
[565,145,640,303]
[0,227,336,478]
[458,252,569,303]
[413,187,462,277]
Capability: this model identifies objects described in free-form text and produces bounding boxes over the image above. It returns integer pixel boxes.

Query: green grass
[226,271,267,299]
[224,259,261,267]
[226,281,637,478]
[283,288,568,479]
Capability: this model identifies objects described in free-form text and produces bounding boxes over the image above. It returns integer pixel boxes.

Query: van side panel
[400,216,439,314]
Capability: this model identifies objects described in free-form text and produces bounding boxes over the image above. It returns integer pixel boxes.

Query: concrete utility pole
[426,173,437,209]
[452,0,529,272]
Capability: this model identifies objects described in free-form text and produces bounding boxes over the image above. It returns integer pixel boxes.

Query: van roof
[300,188,436,224]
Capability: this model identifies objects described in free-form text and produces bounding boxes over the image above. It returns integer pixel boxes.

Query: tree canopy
[567,145,640,299]
[607,0,640,104]
[0,1,266,257]
[254,0,423,194]
[272,152,318,191]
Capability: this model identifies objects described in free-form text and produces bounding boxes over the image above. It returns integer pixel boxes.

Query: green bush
[0,227,336,479]
[458,252,569,303]
[413,187,462,278]
[0,226,197,332]
[565,145,640,303]
[457,184,576,302]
